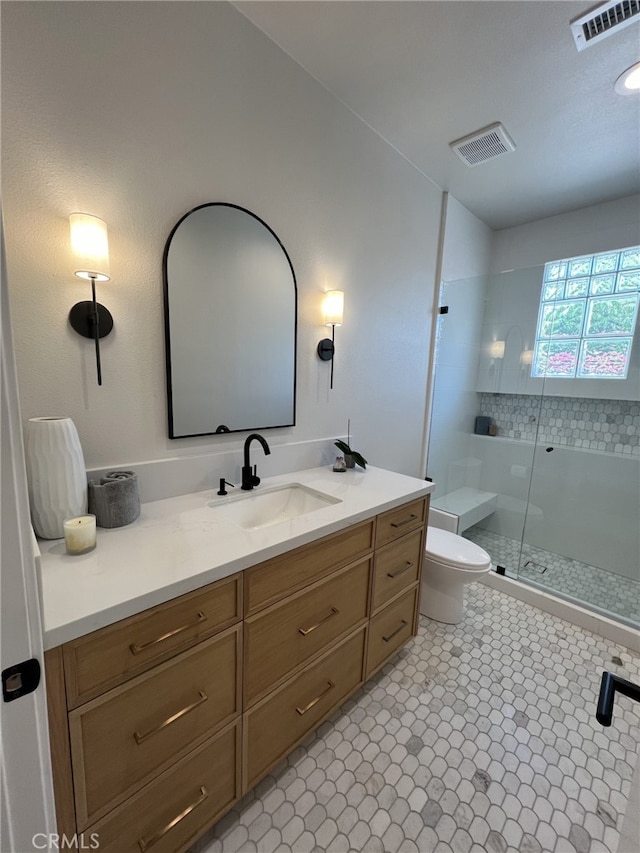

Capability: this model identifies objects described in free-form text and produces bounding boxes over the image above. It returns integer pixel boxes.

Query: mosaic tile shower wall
[479,394,640,456]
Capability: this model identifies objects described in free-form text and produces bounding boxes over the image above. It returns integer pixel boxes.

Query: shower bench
[430,486,497,534]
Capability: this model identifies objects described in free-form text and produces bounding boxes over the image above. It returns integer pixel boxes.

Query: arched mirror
[163,203,297,438]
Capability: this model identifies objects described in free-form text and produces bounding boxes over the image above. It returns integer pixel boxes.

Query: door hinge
[2,658,41,702]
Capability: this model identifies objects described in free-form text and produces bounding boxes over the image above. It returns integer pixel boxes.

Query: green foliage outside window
[540,302,584,337]
[586,298,638,337]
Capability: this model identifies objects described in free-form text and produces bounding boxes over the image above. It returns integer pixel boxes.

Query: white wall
[440,196,494,285]
[1,2,442,482]
[491,194,640,272]
[426,195,493,495]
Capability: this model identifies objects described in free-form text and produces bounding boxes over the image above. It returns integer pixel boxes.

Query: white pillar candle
[64,515,96,555]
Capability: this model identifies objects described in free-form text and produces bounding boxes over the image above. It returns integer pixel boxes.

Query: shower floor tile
[191,583,640,853]
[464,526,640,629]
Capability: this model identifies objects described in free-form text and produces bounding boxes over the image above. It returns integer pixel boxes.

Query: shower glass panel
[428,263,640,630]
[427,268,544,577]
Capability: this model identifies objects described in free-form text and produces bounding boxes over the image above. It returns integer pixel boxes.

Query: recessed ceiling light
[615,61,640,95]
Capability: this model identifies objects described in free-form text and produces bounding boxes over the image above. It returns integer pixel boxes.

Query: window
[533,246,640,379]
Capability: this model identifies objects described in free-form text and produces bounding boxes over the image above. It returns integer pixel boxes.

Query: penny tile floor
[192,583,640,853]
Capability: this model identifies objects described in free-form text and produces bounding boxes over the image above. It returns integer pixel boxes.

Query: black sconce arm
[317,324,337,389]
[90,277,102,385]
[68,276,113,386]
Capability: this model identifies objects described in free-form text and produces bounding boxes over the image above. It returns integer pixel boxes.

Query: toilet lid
[425,527,492,571]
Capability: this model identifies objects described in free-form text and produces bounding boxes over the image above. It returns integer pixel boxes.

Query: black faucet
[241,433,271,490]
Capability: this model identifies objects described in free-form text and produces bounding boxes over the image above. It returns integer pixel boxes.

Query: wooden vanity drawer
[243,627,366,790]
[244,558,370,706]
[87,721,240,853]
[70,625,241,829]
[375,498,427,548]
[63,573,242,708]
[366,587,417,678]
[372,528,424,613]
[244,519,374,615]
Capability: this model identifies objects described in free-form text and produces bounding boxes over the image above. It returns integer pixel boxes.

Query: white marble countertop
[37,465,434,649]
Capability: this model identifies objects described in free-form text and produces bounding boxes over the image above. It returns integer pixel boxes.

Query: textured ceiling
[236,1,640,229]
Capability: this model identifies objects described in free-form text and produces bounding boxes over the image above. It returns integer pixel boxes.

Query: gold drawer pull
[383,619,408,643]
[387,561,413,579]
[129,611,207,655]
[133,691,208,744]
[296,680,335,716]
[137,785,208,851]
[299,607,339,637]
[390,514,418,529]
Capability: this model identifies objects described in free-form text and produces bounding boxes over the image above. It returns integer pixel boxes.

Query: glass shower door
[519,398,640,628]
[517,249,640,628]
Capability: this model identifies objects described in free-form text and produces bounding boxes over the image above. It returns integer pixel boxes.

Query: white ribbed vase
[25,417,87,539]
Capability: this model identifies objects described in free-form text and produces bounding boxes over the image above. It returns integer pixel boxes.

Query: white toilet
[420,526,492,624]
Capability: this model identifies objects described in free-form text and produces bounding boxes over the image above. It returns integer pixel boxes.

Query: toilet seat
[425,527,491,572]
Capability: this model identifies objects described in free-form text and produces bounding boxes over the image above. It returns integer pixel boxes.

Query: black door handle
[596,671,640,726]
[2,658,41,702]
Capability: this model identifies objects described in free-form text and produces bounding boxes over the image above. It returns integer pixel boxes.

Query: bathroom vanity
[37,466,433,852]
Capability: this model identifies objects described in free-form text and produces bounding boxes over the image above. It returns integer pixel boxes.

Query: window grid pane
[567,257,592,278]
[584,295,639,337]
[532,340,579,378]
[566,278,589,298]
[540,300,586,338]
[544,261,567,282]
[578,338,632,379]
[590,274,615,295]
[593,253,619,274]
[617,271,640,292]
[542,281,565,301]
[620,249,640,270]
[537,244,640,379]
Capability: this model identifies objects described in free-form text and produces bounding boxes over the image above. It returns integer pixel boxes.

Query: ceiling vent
[449,123,516,168]
[570,0,640,50]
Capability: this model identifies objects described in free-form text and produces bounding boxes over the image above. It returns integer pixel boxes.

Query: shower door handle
[596,671,640,726]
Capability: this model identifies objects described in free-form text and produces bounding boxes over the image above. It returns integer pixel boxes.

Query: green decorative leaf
[334,440,367,468]
[351,451,367,469]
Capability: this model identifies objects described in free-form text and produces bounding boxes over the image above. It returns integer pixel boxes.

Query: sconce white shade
[520,349,534,366]
[69,213,110,281]
[323,290,344,326]
[489,340,505,359]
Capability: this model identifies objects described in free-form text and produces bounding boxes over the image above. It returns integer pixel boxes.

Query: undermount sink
[207,483,342,531]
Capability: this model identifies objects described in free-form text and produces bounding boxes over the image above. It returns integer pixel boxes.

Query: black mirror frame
[162,202,298,439]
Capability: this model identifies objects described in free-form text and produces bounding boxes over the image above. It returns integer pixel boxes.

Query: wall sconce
[489,340,505,360]
[317,290,344,390]
[68,213,113,386]
[520,349,534,367]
